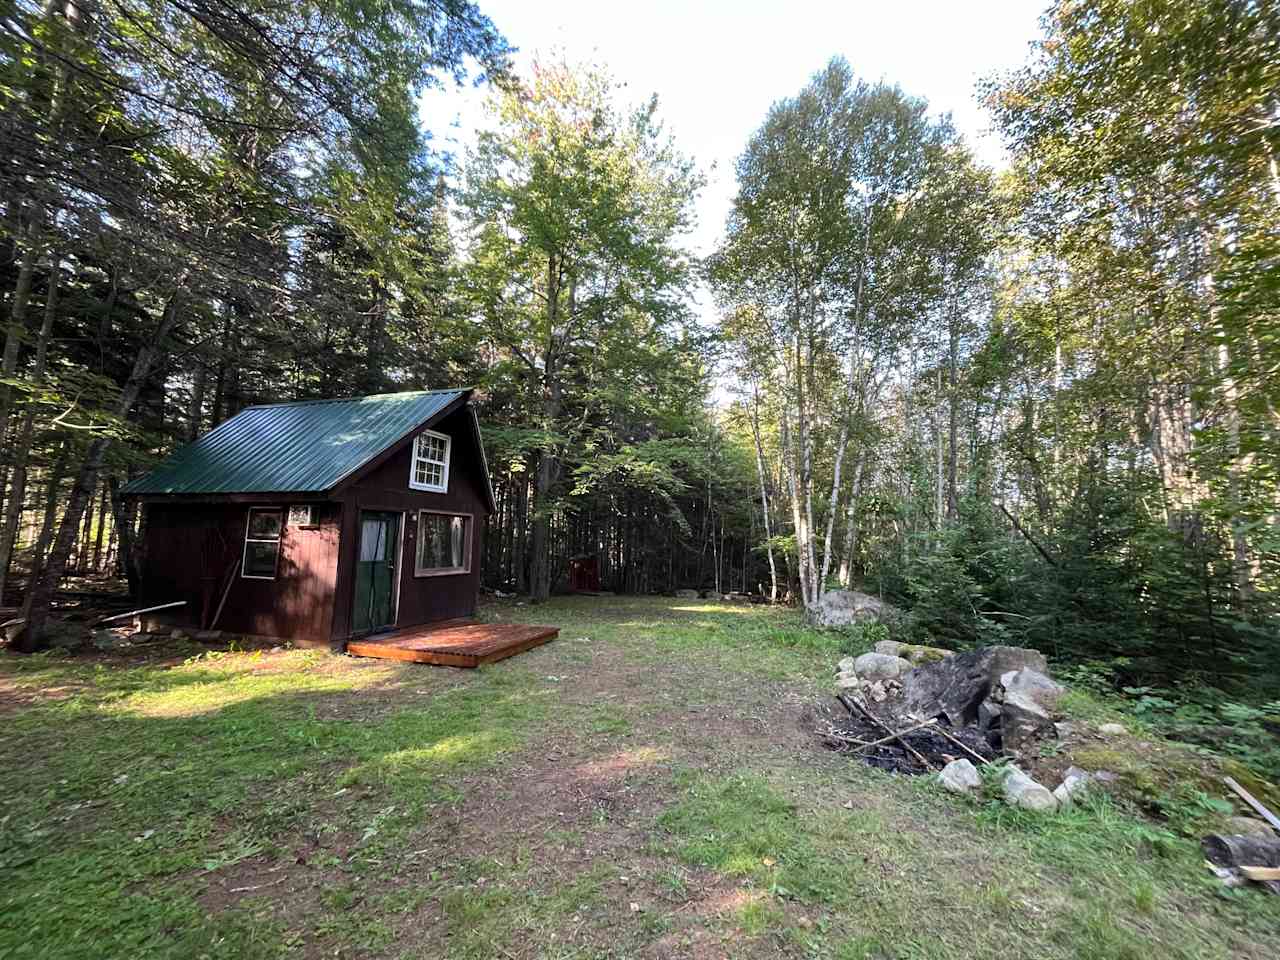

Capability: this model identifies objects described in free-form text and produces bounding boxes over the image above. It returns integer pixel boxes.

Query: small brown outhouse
[123,389,495,648]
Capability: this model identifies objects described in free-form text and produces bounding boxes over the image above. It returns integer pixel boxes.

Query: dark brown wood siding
[331,406,489,640]
[140,500,341,644]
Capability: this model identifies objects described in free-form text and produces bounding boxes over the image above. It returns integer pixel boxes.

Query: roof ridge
[242,388,472,411]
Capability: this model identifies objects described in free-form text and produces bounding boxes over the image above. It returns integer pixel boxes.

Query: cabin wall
[140,500,341,645]
[331,406,488,640]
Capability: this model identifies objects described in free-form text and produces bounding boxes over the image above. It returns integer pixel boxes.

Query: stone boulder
[808,590,901,629]
[938,758,982,795]
[1224,816,1274,837]
[1002,766,1058,812]
[901,645,1049,727]
[1001,691,1057,752]
[1000,668,1064,712]
[673,589,700,599]
[977,699,1003,737]
[876,639,952,665]
[852,652,912,682]
[873,640,904,657]
[1052,767,1093,807]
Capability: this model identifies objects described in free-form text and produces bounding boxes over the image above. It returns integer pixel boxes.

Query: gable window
[242,507,283,579]
[415,511,471,576]
[409,430,450,493]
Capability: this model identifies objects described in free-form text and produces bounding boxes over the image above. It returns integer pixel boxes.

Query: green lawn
[1,596,1277,959]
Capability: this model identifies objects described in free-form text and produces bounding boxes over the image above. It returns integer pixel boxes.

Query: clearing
[1,596,1277,959]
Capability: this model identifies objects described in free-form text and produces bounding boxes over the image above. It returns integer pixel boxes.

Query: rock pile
[827,639,1106,812]
[837,641,1065,755]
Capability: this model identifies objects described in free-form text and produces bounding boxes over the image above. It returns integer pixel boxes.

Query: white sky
[420,0,1047,333]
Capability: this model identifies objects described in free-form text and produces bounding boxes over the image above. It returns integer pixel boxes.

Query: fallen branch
[1224,777,1280,833]
[837,693,936,771]
[91,600,185,627]
[930,723,991,765]
[852,718,937,752]
[1241,866,1280,882]
[996,502,1058,568]
[228,877,284,893]
[817,725,870,747]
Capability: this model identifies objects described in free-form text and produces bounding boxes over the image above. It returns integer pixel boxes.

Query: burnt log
[1203,834,1280,893]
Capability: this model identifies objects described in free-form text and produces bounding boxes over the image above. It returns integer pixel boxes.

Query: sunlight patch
[108,670,380,718]
[572,745,669,782]
[342,731,510,788]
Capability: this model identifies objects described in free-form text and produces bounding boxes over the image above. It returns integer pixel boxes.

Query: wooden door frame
[352,509,402,637]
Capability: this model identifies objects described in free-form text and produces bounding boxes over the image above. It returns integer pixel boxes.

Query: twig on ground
[849,718,937,752]
[229,877,284,893]
[837,693,936,771]
[931,724,990,765]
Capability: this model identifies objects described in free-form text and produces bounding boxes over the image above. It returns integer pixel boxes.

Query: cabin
[123,389,496,649]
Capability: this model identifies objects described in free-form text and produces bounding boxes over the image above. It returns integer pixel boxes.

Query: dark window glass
[416,513,469,573]
[243,541,279,578]
[248,509,282,540]
[243,508,283,578]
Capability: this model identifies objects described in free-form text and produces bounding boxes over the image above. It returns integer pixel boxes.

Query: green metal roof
[124,390,469,495]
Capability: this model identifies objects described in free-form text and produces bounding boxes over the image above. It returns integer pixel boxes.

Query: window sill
[408,482,448,494]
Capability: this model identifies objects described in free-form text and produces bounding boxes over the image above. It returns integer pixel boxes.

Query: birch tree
[712,57,958,612]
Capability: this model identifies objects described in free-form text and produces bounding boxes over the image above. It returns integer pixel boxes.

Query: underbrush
[1055,659,1280,783]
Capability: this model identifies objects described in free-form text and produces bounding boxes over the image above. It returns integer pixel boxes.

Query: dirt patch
[264,641,834,958]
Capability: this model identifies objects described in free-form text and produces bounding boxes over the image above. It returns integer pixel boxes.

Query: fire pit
[815,693,996,774]
[814,642,1064,775]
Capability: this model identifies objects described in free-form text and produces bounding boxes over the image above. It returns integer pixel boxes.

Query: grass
[1,594,1277,959]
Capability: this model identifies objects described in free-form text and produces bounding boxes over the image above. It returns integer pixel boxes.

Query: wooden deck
[346,619,560,668]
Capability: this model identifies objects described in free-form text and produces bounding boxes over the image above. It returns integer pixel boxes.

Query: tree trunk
[28,441,69,585]
[77,479,95,573]
[107,476,140,597]
[20,286,186,649]
[947,299,959,520]
[837,453,866,588]
[935,364,944,530]
[92,480,108,571]
[0,227,41,462]
[0,250,60,598]
[186,354,207,441]
[748,384,778,602]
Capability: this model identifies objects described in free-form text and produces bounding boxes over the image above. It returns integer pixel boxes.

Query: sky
[420,0,1048,328]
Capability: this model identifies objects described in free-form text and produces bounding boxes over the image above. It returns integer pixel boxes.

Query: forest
[1,0,1277,716]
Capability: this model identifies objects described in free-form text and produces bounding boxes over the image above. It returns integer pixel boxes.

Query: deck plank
[346,620,559,668]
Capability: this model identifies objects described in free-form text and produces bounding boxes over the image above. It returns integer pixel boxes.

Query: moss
[1069,734,1280,836]
[1220,760,1280,812]
[899,643,950,665]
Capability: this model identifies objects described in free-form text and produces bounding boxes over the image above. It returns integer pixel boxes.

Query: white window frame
[242,507,283,580]
[287,504,314,528]
[408,429,451,493]
[413,509,473,577]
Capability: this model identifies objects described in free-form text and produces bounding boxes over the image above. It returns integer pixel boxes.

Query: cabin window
[415,511,471,576]
[409,430,450,492]
[287,504,314,528]
[242,507,283,579]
